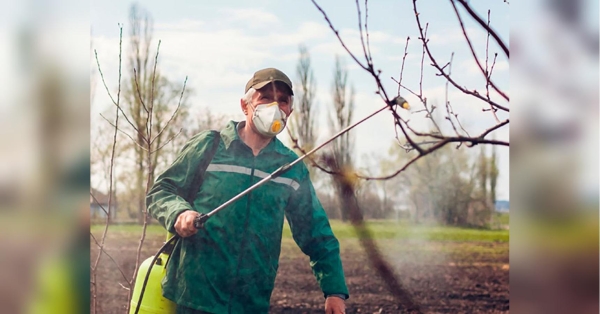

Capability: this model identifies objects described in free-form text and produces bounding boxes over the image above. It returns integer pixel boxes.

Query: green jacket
[147,121,349,313]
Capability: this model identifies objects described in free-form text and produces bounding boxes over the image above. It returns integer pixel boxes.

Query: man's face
[251,82,293,117]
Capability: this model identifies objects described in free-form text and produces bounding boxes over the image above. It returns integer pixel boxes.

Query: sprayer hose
[133,235,180,314]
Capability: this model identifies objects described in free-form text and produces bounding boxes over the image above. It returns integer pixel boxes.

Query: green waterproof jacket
[147,121,349,313]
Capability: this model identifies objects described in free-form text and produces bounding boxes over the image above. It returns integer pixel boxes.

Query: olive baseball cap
[245,68,294,95]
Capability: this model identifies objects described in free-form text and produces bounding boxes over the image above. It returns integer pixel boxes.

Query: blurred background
[511,0,598,313]
[0,0,596,313]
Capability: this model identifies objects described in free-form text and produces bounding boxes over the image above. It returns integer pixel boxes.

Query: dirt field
[91,228,509,313]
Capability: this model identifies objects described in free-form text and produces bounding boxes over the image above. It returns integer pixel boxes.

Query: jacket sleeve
[284,173,349,299]
[146,131,218,234]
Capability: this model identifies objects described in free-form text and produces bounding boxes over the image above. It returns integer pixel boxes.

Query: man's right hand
[174,210,199,237]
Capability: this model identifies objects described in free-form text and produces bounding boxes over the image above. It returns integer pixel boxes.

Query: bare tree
[288,44,318,154]
[116,4,191,222]
[477,145,489,201]
[489,142,499,206]
[91,6,190,311]
[329,55,356,221]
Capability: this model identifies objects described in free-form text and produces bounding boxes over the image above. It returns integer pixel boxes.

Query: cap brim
[253,80,294,95]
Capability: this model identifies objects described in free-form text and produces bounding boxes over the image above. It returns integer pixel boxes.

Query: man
[147,68,349,314]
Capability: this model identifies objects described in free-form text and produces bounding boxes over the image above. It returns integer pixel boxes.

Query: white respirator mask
[251,102,287,138]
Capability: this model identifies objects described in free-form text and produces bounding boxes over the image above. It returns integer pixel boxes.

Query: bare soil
[91,234,509,314]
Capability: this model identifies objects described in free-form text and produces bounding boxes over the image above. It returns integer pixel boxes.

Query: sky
[90,0,510,200]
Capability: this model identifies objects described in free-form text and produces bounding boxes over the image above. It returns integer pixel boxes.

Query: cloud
[257,21,330,47]
[218,8,280,29]
[155,19,205,32]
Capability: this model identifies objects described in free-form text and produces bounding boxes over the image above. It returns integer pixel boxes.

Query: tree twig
[90,232,132,286]
[100,113,149,152]
[412,0,508,112]
[310,0,368,70]
[151,128,183,154]
[151,76,188,145]
[397,37,410,96]
[454,0,509,58]
[449,0,508,101]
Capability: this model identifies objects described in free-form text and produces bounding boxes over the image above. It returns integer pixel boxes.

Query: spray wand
[194,99,408,228]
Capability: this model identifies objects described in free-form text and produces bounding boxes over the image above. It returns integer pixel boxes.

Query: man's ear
[240,98,248,115]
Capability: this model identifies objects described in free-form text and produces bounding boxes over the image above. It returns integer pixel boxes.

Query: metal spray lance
[193,96,409,228]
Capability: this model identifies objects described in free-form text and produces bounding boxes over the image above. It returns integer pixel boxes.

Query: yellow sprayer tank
[129,252,176,313]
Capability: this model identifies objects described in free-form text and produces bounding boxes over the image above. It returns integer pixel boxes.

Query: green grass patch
[92,220,509,243]
[90,223,167,237]
[283,220,509,242]
[495,212,509,225]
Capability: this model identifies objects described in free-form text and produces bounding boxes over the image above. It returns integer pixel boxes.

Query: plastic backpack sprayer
[129,99,409,314]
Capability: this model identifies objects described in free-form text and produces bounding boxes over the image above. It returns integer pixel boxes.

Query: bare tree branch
[151,128,183,154]
[419,24,428,97]
[355,0,371,65]
[133,68,150,115]
[397,37,410,96]
[100,113,149,152]
[151,76,188,146]
[311,0,426,154]
[94,49,117,107]
[412,0,509,112]
[311,0,368,70]
[90,232,131,286]
[454,0,509,58]
[90,192,109,216]
[364,0,373,64]
[449,0,508,101]
[143,40,161,140]
[94,37,142,135]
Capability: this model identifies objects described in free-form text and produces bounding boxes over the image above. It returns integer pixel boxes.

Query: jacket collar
[220,120,291,156]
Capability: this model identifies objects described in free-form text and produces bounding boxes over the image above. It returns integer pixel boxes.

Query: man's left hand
[325,296,346,314]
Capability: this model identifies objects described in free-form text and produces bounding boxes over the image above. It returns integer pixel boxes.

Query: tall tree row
[288,45,318,154]
[329,56,356,221]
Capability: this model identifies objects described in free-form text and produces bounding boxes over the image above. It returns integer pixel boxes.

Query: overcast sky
[91,0,510,200]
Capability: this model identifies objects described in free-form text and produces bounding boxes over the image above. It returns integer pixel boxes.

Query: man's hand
[325,296,346,314]
[174,210,199,238]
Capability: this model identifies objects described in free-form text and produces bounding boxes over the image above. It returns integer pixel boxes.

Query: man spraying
[147,68,349,314]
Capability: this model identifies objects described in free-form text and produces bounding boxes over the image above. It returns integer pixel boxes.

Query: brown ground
[91,233,509,314]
